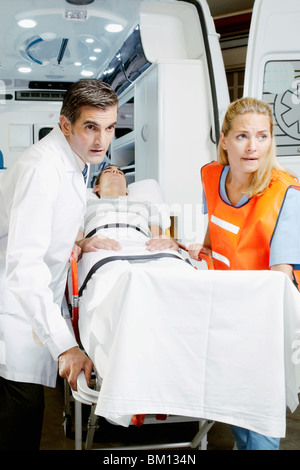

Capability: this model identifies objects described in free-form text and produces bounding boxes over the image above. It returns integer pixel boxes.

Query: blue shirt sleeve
[270,187,300,268]
[202,189,207,214]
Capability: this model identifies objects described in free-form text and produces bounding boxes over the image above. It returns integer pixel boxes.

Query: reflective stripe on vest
[201,162,300,283]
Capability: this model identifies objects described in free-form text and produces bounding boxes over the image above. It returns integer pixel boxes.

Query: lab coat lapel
[52,124,87,206]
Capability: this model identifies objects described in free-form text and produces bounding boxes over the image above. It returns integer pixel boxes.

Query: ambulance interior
[0,0,233,245]
[0,0,299,242]
[0,0,300,450]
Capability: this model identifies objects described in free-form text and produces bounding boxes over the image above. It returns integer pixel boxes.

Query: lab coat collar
[51,124,87,203]
[73,152,86,173]
[52,124,81,174]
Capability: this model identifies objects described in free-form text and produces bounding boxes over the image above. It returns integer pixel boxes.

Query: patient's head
[94,164,128,198]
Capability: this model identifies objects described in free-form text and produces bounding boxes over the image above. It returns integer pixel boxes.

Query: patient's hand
[77,235,121,252]
[146,235,179,252]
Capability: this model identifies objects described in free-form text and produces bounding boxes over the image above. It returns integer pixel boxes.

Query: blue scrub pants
[231,425,280,450]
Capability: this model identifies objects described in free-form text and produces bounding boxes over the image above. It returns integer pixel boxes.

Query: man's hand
[58,346,93,391]
[77,234,121,253]
[146,235,179,252]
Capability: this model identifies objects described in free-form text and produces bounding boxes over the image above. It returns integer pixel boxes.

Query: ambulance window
[227,69,244,102]
[263,60,300,157]
[100,25,151,95]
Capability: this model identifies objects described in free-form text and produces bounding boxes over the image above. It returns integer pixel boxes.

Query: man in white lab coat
[0,79,118,449]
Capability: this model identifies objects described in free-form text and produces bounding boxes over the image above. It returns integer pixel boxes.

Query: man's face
[60,104,117,165]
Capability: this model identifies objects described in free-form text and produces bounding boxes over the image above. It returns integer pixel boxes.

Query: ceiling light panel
[0,0,143,83]
[18,19,37,28]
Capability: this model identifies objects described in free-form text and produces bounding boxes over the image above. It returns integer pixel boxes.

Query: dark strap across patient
[85,223,149,239]
[78,253,183,297]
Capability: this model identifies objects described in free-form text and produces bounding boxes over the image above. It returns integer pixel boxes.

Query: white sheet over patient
[78,254,300,438]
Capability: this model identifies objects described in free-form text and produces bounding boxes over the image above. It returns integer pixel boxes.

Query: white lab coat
[0,125,86,387]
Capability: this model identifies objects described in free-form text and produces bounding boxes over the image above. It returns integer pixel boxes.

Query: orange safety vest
[201,161,300,286]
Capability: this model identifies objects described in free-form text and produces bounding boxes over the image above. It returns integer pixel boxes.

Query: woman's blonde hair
[218,97,293,197]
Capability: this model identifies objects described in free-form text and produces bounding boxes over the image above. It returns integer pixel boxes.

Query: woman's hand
[188,243,212,261]
[270,263,293,282]
[188,243,203,260]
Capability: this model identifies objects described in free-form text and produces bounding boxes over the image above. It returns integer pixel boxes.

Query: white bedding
[78,247,300,438]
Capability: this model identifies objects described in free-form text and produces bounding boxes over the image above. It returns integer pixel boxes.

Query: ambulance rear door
[244,0,300,177]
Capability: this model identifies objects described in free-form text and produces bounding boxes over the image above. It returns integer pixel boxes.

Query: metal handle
[141,123,148,142]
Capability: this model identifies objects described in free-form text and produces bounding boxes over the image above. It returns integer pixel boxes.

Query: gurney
[67,248,300,450]
[63,179,216,450]
[65,180,300,450]
[66,247,215,450]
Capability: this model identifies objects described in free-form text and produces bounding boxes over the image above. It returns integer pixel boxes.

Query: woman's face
[220,112,272,177]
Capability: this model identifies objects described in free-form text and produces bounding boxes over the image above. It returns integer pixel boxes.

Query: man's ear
[126,187,129,195]
[93,184,101,197]
[59,115,72,137]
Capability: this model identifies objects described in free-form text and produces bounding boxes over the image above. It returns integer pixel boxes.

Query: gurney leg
[190,420,214,449]
[199,420,207,449]
[85,405,98,450]
[74,400,82,450]
[63,379,73,438]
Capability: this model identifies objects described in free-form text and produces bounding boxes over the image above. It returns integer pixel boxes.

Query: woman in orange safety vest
[188,97,300,450]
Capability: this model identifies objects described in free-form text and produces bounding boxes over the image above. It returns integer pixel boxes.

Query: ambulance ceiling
[0,0,254,87]
[206,0,254,17]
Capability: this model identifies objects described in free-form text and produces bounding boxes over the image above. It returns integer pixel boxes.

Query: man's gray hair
[60,79,118,124]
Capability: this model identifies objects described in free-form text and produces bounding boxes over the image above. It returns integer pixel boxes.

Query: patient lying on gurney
[75,165,184,288]
[76,164,178,255]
